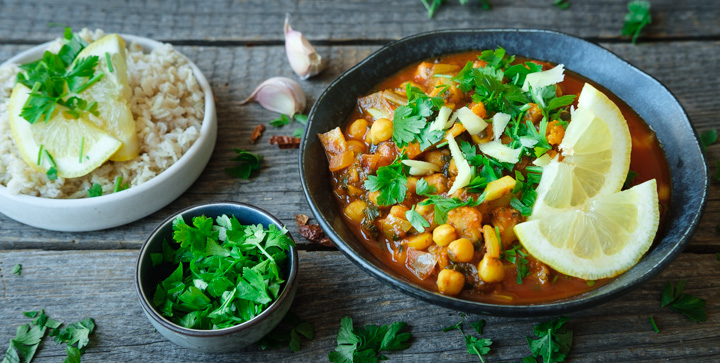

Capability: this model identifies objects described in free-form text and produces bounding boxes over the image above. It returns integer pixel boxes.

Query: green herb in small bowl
[135,202,298,353]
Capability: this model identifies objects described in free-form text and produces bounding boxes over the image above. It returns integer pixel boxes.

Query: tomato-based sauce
[320,50,671,304]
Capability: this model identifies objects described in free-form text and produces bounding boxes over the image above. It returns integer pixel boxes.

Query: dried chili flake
[270,135,301,149]
[295,214,334,247]
[250,124,266,144]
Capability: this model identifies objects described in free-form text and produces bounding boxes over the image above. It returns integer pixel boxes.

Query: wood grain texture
[0,42,718,251]
[0,250,718,362]
[0,0,718,42]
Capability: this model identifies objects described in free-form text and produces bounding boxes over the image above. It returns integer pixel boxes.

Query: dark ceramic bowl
[299,29,708,316]
[135,202,298,352]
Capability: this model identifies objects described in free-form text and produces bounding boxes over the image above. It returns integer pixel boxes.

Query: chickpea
[345,200,367,223]
[415,202,434,216]
[389,205,410,219]
[447,207,483,242]
[407,233,433,250]
[447,238,474,263]
[448,159,458,177]
[348,119,368,140]
[346,140,367,154]
[422,173,448,194]
[423,150,449,169]
[406,176,418,196]
[437,269,465,296]
[433,224,457,247]
[370,118,393,144]
[478,255,505,283]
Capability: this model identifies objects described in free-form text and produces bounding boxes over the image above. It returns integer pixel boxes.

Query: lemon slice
[530,83,631,218]
[8,83,122,178]
[74,34,139,161]
[514,180,659,280]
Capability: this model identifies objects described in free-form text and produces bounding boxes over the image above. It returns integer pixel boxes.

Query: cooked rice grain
[0,29,204,198]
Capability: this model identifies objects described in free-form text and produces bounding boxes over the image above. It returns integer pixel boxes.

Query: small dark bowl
[135,202,298,352]
[299,29,708,316]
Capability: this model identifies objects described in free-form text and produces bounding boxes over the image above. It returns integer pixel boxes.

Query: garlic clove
[284,13,324,79]
[241,77,306,116]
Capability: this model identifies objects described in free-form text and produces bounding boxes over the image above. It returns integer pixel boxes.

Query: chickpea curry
[319,48,671,304]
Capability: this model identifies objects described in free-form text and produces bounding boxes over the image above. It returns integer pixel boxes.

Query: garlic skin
[284,13,324,79]
[241,77,306,116]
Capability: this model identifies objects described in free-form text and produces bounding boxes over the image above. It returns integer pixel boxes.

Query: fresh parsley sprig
[364,157,408,206]
[258,312,315,352]
[328,316,412,363]
[443,315,492,363]
[392,84,445,150]
[226,148,262,179]
[418,194,484,225]
[622,1,652,44]
[524,317,573,363]
[660,281,707,322]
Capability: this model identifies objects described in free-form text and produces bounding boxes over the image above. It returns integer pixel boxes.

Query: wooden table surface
[1,1,719,361]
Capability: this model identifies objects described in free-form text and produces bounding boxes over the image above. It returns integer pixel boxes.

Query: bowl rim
[299,28,709,315]
[0,33,216,207]
[134,201,299,336]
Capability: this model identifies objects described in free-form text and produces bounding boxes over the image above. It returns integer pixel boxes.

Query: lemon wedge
[514,180,659,280]
[514,83,659,279]
[8,83,122,178]
[529,83,631,218]
[74,34,139,161]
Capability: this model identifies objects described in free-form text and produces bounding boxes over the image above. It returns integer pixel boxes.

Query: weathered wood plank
[0,41,718,250]
[0,0,718,42]
[0,251,718,362]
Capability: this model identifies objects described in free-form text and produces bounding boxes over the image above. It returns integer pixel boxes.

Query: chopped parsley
[152,214,294,329]
[226,148,262,179]
[622,1,652,44]
[12,264,22,276]
[113,176,129,193]
[524,317,573,363]
[392,84,445,150]
[292,128,304,138]
[328,316,412,363]
[270,113,308,128]
[553,0,570,9]
[364,158,408,206]
[406,206,430,233]
[511,168,542,216]
[501,243,530,284]
[258,312,315,352]
[45,165,56,181]
[443,315,492,363]
[415,178,437,196]
[660,281,707,322]
[87,183,103,197]
[17,28,104,123]
[418,194,484,225]
[700,129,717,153]
[649,316,659,333]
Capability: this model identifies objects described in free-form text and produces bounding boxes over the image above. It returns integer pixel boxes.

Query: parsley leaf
[270,114,292,127]
[415,178,437,196]
[292,128,304,138]
[46,166,58,180]
[406,206,430,233]
[660,281,707,322]
[418,194,484,225]
[226,148,262,179]
[87,183,102,198]
[649,316,659,333]
[700,129,717,153]
[12,264,22,276]
[258,312,315,352]
[392,84,444,149]
[364,158,408,206]
[443,315,492,362]
[328,316,411,363]
[525,317,573,363]
[622,1,652,44]
[501,243,530,284]
[50,318,96,350]
[553,0,570,9]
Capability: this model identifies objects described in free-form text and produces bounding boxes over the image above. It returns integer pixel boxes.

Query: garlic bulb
[284,13,324,79]
[241,77,306,116]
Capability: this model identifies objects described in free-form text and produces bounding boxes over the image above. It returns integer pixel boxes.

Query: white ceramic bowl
[0,34,217,232]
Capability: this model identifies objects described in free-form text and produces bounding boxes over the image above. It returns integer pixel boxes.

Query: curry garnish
[87,183,102,197]
[392,84,445,149]
[622,1,652,44]
[524,317,573,363]
[328,316,412,363]
[151,214,293,329]
[364,158,408,206]
[226,148,262,179]
[660,281,707,323]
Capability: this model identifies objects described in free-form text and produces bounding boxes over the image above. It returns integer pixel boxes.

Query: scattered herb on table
[87,183,102,197]
[12,264,22,276]
[292,128,304,138]
[270,113,308,128]
[328,316,411,363]
[17,27,103,124]
[700,129,717,152]
[553,0,570,9]
[258,312,315,352]
[443,314,493,362]
[152,214,294,329]
[524,316,573,363]
[621,1,652,44]
[226,148,262,179]
[2,310,95,363]
[660,281,707,322]
[649,316,659,333]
